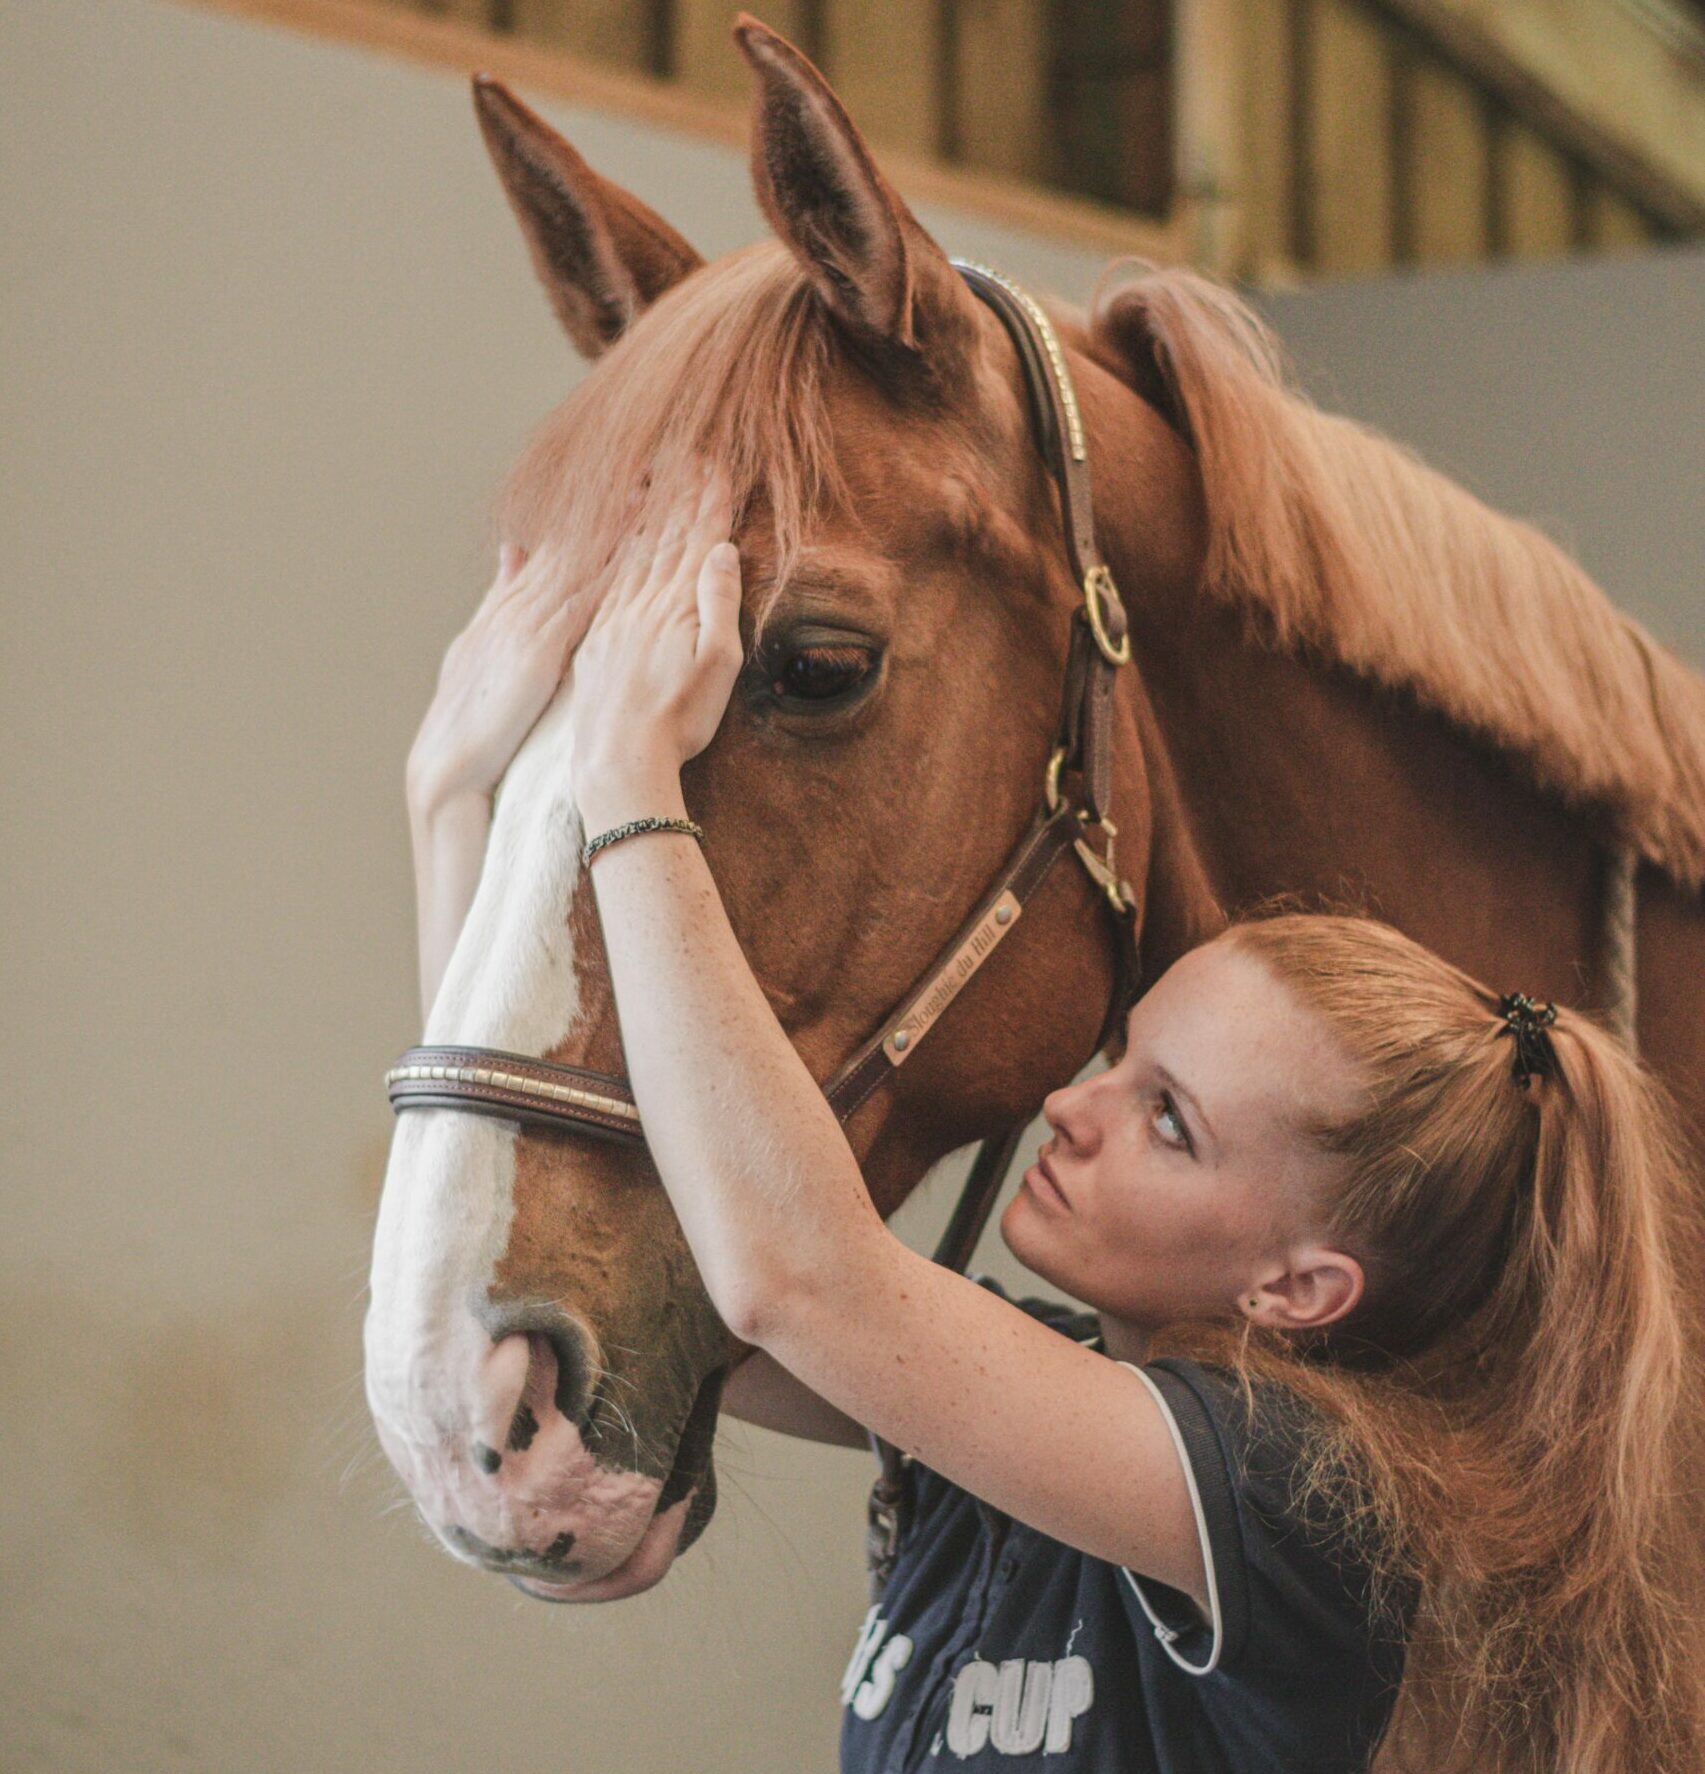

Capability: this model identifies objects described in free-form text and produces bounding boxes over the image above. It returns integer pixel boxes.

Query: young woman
[406,463,1704,1773]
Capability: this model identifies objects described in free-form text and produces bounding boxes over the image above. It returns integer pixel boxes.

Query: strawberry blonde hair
[1149,913,1705,1773]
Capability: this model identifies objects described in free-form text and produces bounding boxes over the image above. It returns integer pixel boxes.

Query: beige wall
[1259,247,1705,665]
[2,2,1699,1771]
[0,4,1103,1771]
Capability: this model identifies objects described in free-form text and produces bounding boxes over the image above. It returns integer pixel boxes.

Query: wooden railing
[192,0,1705,278]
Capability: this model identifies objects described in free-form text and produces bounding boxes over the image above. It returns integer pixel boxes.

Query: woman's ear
[1244,1248,1365,1333]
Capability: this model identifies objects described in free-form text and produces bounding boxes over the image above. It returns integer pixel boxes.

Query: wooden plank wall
[1244,0,1680,278]
[392,0,1689,279]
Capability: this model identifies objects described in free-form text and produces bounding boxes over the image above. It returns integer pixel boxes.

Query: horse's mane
[497,238,1705,891]
[1084,260,1705,891]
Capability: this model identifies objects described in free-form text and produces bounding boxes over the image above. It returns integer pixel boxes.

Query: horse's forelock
[492,238,858,650]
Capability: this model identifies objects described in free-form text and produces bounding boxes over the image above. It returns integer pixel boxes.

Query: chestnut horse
[365,16,1705,1610]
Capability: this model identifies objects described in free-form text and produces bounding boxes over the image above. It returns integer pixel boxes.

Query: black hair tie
[1496,992,1560,1089]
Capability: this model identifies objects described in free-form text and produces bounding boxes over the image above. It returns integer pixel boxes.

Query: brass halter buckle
[1083,565,1131,667]
[1044,746,1138,921]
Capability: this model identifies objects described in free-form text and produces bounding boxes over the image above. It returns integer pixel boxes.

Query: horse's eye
[772,645,873,702]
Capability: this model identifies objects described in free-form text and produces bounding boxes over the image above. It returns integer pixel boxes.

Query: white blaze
[365,661,590,1481]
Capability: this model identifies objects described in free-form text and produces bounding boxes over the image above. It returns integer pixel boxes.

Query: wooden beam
[1409,51,1485,264]
[1240,0,1299,278]
[1311,0,1394,273]
[820,0,939,160]
[1587,183,1656,252]
[1360,0,1705,233]
[1286,0,1317,267]
[168,0,1189,258]
[950,0,1052,185]
[1176,0,1248,274]
[508,0,651,74]
[1502,121,1573,259]
[426,0,496,28]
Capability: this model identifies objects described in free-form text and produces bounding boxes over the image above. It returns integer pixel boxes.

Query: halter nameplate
[882,890,1021,1065]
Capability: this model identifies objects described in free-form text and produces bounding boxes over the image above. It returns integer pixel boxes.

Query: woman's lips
[1023,1155,1070,1212]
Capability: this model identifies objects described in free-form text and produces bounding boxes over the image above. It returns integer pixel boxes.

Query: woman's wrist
[409,779,492,849]
[576,759,687,841]
[406,748,492,826]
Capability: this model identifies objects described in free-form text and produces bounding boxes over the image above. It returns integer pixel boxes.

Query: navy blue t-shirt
[838,1278,1411,1772]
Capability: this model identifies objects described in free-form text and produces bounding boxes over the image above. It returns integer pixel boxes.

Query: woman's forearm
[408,786,492,1028]
[579,766,886,1337]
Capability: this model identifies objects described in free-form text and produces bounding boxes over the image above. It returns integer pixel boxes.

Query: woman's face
[1000,936,1366,1332]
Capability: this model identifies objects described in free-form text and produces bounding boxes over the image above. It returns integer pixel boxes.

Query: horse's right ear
[473,74,704,359]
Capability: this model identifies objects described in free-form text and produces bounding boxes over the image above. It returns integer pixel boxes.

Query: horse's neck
[1127,591,1610,1011]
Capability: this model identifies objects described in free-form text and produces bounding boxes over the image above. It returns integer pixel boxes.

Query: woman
[405,462,1704,1773]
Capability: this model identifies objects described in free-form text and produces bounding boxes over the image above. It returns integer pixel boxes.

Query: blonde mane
[1086,260,1705,891]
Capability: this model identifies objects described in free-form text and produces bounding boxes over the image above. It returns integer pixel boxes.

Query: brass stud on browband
[953,259,1086,463]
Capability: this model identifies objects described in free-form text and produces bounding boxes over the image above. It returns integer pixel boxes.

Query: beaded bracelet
[580,815,705,868]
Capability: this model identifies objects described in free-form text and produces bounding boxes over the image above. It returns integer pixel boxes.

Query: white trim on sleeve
[1116,1361,1225,1676]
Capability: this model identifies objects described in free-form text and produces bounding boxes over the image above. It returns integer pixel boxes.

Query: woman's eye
[770,645,873,702]
[1153,1093,1191,1152]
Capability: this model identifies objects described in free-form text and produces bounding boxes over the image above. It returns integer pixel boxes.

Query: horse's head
[365,16,1207,1601]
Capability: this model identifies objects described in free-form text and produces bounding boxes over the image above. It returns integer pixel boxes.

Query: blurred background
[253,0,1705,274]
[2,1,1701,1770]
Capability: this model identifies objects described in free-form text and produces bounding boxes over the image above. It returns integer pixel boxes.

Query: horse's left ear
[732,14,978,379]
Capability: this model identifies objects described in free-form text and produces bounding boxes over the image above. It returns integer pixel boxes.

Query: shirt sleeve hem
[1117,1363,1225,1675]
[1116,1359,1253,1675]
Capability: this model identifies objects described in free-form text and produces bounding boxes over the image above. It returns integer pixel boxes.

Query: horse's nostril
[543,1327,592,1428]
[472,1441,502,1475]
[507,1400,540,1453]
[477,1299,595,1429]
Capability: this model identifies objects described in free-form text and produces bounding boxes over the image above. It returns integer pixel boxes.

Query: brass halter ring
[1044,746,1136,920]
[1083,565,1131,666]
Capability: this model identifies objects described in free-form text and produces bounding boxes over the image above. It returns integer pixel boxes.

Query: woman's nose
[1042,1079,1098,1152]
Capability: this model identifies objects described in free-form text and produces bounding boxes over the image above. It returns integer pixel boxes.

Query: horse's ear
[731,14,977,374]
[472,74,704,359]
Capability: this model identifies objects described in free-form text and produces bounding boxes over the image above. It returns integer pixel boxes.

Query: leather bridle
[384,259,1142,1597]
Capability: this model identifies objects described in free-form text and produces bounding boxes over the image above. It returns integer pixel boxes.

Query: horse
[364,15,1705,1610]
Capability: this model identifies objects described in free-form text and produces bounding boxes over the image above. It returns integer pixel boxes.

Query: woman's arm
[721,1346,870,1449]
[408,786,490,1026]
[578,795,1210,1615]
[404,537,594,1027]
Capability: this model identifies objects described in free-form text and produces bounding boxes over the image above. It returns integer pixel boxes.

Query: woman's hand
[569,458,745,826]
[405,537,592,815]
[405,536,591,1025]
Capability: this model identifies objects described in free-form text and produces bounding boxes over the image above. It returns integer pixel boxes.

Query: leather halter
[384,259,1142,1596]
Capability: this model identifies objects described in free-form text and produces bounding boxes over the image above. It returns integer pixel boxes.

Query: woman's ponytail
[1152,913,1705,1773]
